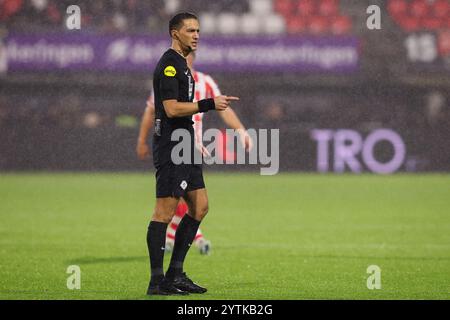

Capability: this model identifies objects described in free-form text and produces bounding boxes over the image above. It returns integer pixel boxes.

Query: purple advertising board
[3,34,359,73]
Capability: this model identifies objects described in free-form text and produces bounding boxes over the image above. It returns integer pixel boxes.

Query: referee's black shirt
[152,49,196,168]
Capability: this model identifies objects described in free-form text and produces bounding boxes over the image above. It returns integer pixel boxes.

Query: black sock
[166,214,201,278]
[147,221,168,286]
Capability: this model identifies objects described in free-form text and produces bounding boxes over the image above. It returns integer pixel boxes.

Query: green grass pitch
[0,173,449,300]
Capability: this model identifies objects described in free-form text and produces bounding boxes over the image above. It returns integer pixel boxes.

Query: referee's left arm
[136,99,155,160]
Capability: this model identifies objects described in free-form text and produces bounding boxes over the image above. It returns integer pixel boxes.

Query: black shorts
[155,163,205,198]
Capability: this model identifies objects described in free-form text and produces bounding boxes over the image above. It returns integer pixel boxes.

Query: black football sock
[147,221,168,286]
[166,214,201,278]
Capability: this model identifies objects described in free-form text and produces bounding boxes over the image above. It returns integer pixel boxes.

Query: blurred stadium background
[0,0,450,300]
[0,0,449,172]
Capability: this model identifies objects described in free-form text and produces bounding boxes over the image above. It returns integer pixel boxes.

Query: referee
[146,12,239,295]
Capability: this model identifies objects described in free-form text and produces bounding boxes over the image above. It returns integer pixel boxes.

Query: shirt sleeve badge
[164,65,177,77]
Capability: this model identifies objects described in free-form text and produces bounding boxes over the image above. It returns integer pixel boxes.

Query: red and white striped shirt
[149,70,221,144]
[192,70,221,144]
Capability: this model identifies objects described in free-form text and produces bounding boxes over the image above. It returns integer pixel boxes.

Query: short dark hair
[169,12,198,36]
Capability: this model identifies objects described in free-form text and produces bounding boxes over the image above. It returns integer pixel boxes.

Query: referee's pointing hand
[214,95,240,111]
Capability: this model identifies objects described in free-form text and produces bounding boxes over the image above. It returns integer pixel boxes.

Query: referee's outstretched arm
[163,95,239,118]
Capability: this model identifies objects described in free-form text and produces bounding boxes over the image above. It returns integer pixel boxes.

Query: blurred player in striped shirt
[137,51,253,255]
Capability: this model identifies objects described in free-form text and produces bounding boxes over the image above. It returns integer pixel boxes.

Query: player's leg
[165,201,188,251]
[165,187,209,293]
[187,193,211,255]
[147,196,188,295]
[185,189,210,255]
[166,199,211,255]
